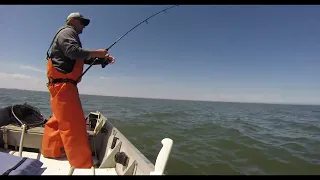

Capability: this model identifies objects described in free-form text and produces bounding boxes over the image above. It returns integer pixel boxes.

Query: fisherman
[41,12,115,168]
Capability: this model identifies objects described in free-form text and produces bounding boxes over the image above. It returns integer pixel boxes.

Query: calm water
[0,88,319,175]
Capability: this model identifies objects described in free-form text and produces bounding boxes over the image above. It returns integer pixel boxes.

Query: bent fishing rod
[77,5,179,82]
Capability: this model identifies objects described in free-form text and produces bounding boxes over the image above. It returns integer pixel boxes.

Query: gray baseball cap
[66,12,90,26]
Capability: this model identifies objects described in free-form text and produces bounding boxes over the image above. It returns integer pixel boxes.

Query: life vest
[46,26,84,85]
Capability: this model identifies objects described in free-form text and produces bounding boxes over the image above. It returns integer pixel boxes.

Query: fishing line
[77,5,180,82]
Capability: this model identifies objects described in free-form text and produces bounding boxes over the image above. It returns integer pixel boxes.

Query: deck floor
[1,149,117,175]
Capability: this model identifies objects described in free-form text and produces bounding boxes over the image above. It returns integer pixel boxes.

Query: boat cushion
[0,152,43,175]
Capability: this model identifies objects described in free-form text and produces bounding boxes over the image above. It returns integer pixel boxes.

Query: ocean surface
[0,88,319,175]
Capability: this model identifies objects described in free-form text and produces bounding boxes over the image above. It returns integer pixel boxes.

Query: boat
[0,104,173,175]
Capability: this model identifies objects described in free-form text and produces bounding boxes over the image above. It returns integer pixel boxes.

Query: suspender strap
[46,26,69,60]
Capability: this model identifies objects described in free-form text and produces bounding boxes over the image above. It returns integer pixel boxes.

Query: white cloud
[19,65,46,73]
[98,76,115,80]
[0,72,32,80]
[0,72,47,91]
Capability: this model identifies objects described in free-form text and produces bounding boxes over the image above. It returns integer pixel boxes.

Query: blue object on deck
[0,152,43,175]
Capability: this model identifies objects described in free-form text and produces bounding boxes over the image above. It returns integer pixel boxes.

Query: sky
[0,5,319,105]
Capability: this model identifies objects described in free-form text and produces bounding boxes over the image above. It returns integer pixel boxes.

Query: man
[41,12,115,168]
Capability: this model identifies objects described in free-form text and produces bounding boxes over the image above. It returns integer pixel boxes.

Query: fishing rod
[77,5,179,82]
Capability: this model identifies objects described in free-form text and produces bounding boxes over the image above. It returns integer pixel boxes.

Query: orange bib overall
[41,58,93,168]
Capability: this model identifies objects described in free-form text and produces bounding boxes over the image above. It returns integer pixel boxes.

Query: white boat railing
[150,138,173,175]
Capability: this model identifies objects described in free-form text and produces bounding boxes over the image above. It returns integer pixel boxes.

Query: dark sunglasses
[74,18,85,25]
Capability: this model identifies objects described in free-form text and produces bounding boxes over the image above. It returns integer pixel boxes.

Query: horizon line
[0,87,319,107]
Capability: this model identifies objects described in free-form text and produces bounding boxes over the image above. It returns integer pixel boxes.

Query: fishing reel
[92,57,111,68]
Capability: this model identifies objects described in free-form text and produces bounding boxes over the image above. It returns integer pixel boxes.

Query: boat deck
[0,111,173,175]
[1,149,117,175]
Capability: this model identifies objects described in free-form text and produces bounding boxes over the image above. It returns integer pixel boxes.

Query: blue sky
[0,5,319,105]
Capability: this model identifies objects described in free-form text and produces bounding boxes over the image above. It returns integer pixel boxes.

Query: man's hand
[105,54,115,64]
[95,49,108,58]
[89,49,107,59]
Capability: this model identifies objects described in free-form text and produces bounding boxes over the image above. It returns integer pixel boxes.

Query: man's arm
[57,28,106,60]
[57,28,90,60]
